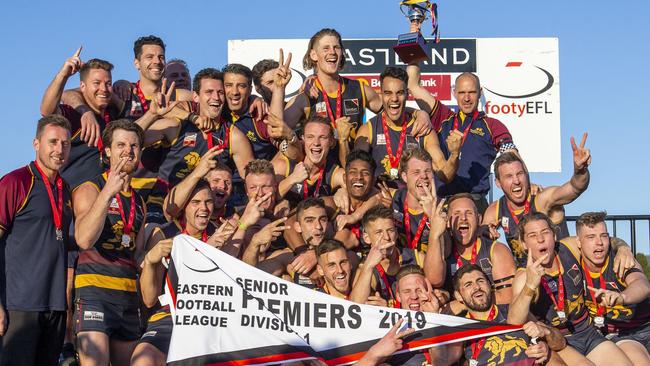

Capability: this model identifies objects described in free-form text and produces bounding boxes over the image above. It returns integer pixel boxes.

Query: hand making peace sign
[272,48,293,91]
[571,132,591,172]
[150,78,178,117]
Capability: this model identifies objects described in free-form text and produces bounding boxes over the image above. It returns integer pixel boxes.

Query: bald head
[454,72,481,114]
[454,72,481,91]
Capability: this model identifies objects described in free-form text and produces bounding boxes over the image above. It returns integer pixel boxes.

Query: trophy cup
[393,0,440,64]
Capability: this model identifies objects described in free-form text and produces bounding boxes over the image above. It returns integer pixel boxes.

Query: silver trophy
[394,1,439,63]
[400,1,429,23]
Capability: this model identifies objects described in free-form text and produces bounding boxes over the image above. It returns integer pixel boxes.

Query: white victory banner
[164,235,521,365]
[229,37,561,173]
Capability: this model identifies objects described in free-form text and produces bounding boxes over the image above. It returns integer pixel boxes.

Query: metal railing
[565,215,650,255]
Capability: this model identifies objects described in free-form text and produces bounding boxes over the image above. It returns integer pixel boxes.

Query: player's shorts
[565,324,608,355]
[74,299,141,341]
[609,322,650,353]
[137,312,173,354]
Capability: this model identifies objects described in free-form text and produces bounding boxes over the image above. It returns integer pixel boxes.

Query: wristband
[236,220,248,231]
[522,285,537,298]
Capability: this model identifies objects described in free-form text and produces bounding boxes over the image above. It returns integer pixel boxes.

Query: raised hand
[335,116,354,141]
[289,162,309,185]
[145,238,173,264]
[299,75,319,99]
[433,288,451,305]
[418,278,441,313]
[365,318,415,362]
[366,292,388,307]
[530,183,544,196]
[273,199,291,218]
[239,192,273,228]
[150,78,178,117]
[248,96,268,122]
[80,111,101,147]
[209,218,238,249]
[104,158,129,197]
[160,101,191,121]
[411,110,432,138]
[265,112,293,140]
[446,129,463,156]
[588,286,624,307]
[418,181,437,218]
[429,197,448,238]
[194,115,217,131]
[365,241,389,268]
[251,217,288,253]
[525,249,549,289]
[571,132,591,172]
[612,239,636,279]
[485,223,500,240]
[335,214,357,232]
[60,46,83,78]
[194,147,223,178]
[378,181,393,208]
[291,249,317,275]
[272,48,293,91]
[333,187,350,214]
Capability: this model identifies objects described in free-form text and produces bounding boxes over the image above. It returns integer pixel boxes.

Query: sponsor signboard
[229,37,560,172]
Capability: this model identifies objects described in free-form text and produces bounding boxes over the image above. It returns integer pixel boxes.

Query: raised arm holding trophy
[393,0,440,64]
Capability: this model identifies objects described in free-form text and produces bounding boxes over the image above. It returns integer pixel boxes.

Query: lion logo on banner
[483,335,527,365]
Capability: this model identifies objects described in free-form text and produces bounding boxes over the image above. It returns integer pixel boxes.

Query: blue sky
[1,0,648,250]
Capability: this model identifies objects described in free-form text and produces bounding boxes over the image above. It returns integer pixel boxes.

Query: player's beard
[121,160,138,174]
[464,289,492,312]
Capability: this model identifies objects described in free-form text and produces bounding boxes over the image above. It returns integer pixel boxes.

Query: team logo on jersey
[567,263,582,286]
[547,278,558,292]
[501,217,510,233]
[315,101,327,117]
[142,331,158,338]
[343,98,360,115]
[108,197,120,214]
[83,311,104,322]
[184,152,200,171]
[376,134,386,145]
[246,131,258,142]
[470,127,485,137]
[380,156,392,176]
[183,133,198,147]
